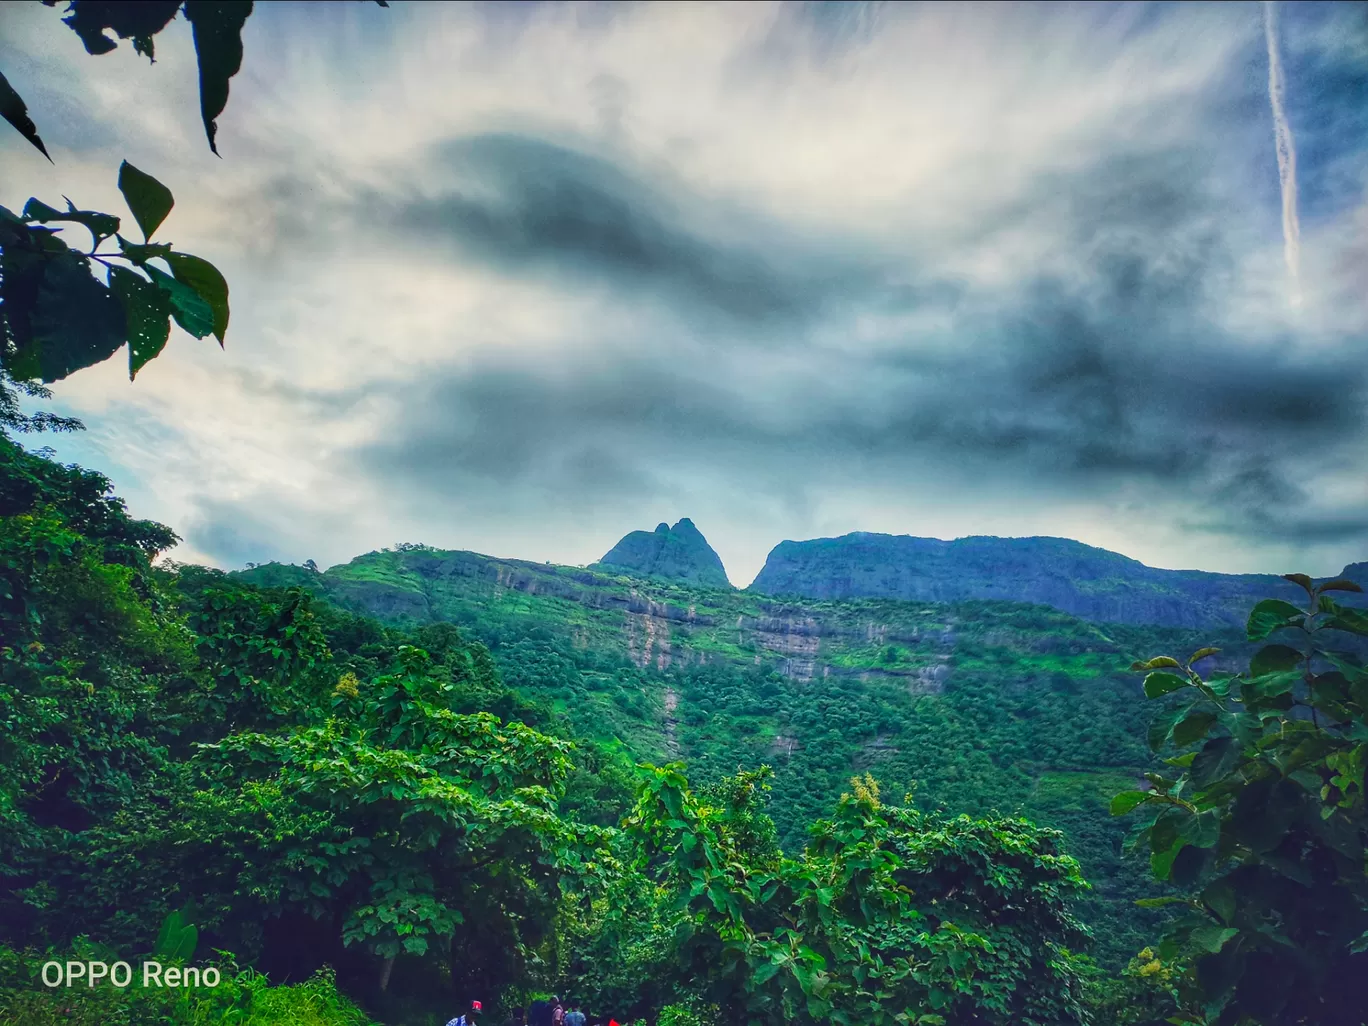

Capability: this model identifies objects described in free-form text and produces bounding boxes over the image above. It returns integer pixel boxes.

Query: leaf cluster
[1112,575,1368,1025]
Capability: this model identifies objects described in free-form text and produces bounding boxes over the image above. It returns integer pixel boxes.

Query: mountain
[748,533,1368,629]
[592,517,731,588]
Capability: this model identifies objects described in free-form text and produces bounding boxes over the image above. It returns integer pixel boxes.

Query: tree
[606,765,1092,1025]
[0,1,387,395]
[1112,574,1368,1025]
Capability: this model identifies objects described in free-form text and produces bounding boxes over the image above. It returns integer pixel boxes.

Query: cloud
[2,0,1365,586]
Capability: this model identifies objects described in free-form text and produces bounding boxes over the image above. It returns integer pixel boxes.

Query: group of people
[446,995,621,1026]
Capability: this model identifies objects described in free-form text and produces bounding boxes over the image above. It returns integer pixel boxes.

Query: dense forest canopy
[4,2,1368,1025]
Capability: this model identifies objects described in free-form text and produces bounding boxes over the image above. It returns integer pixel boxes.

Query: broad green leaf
[1110,790,1153,816]
[108,266,172,378]
[1246,599,1305,641]
[1149,703,1191,752]
[184,1,254,154]
[1323,606,1368,638]
[1179,809,1220,848]
[1173,711,1218,748]
[1132,656,1182,671]
[1201,881,1236,924]
[1187,647,1221,666]
[164,251,230,343]
[0,69,50,161]
[1135,896,1189,909]
[144,263,215,339]
[1144,672,1190,699]
[1150,807,1184,855]
[1150,840,1183,879]
[1190,925,1239,954]
[1249,644,1303,677]
[1189,736,1241,790]
[118,161,174,240]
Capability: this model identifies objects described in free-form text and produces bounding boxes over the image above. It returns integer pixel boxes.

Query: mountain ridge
[591,517,731,589]
[747,531,1366,629]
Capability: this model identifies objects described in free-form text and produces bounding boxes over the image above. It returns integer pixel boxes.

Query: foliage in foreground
[0,944,375,1026]
[568,767,1092,1026]
[1115,574,1368,1025]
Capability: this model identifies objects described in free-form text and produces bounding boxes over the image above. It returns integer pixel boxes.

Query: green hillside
[240,546,1253,964]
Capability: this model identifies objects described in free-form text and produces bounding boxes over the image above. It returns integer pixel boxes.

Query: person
[445,1000,483,1026]
[552,998,565,1026]
[564,1003,586,1026]
[528,998,552,1026]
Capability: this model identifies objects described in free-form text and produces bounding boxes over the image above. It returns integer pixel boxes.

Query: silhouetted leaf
[143,264,214,339]
[164,251,229,343]
[118,161,174,240]
[1282,573,1315,597]
[1249,644,1303,677]
[55,0,182,57]
[109,266,171,378]
[116,235,173,265]
[1170,842,1211,885]
[1173,710,1218,748]
[183,1,254,154]
[1318,578,1365,594]
[0,69,51,161]
[23,197,120,246]
[29,251,127,381]
[1202,880,1236,924]
[1246,599,1305,641]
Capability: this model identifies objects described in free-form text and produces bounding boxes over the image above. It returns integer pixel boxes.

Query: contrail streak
[1263,0,1301,305]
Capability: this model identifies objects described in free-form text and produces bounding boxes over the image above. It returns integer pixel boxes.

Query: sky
[2,0,1366,587]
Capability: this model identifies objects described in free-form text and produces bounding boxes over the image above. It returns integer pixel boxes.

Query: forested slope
[238,545,1257,963]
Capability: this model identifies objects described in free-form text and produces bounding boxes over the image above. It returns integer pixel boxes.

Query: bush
[0,945,376,1026]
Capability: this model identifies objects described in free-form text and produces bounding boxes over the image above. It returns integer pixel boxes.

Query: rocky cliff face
[593,518,731,589]
[749,533,1367,629]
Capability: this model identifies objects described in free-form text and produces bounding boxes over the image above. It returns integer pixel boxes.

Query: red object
[608,1021,620,1026]
[472,1001,483,1011]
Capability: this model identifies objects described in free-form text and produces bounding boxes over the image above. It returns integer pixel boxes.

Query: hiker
[529,998,552,1026]
[445,1000,483,1026]
[552,997,566,1026]
[564,1002,586,1026]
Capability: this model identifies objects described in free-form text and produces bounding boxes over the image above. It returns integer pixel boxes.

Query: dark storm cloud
[383,133,880,329]
[351,114,1368,555]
